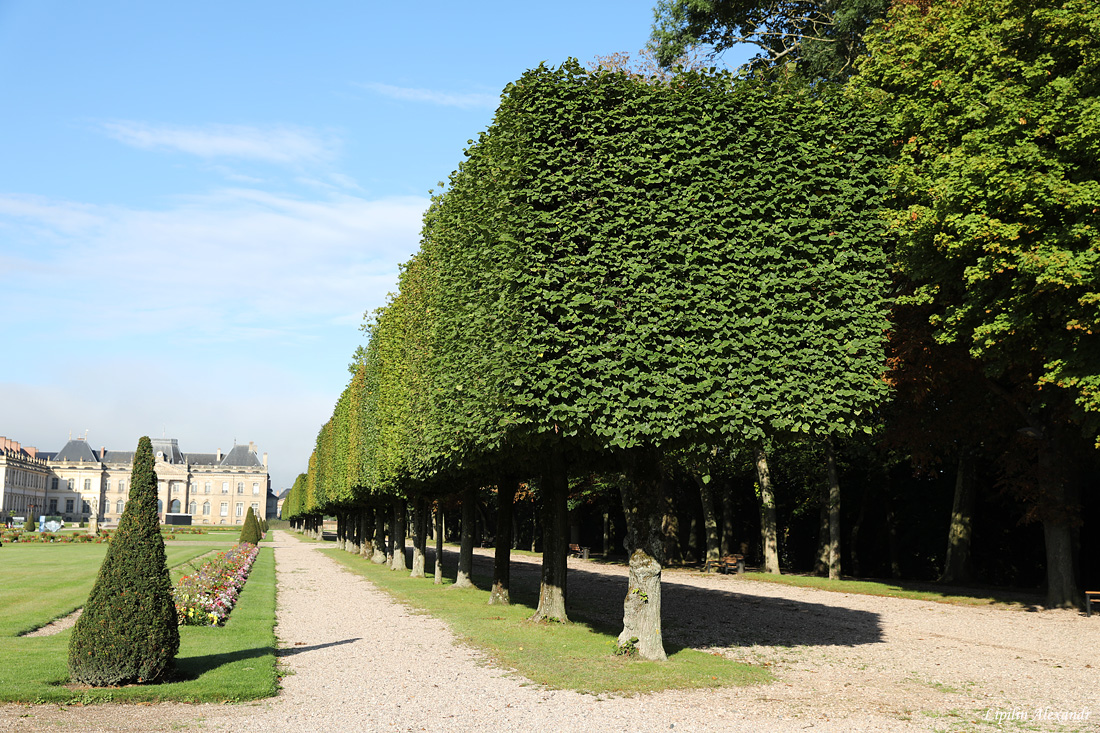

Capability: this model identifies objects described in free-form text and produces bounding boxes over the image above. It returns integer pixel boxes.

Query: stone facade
[0,437,52,522]
[0,435,270,526]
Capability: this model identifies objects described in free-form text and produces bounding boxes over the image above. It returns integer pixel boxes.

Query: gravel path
[3,530,1097,732]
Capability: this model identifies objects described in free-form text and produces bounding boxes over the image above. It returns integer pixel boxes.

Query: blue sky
[0,1,748,491]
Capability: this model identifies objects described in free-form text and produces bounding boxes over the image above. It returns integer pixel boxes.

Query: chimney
[249,441,256,453]
[100,446,106,462]
[216,448,222,461]
[26,446,37,458]
[262,452,268,468]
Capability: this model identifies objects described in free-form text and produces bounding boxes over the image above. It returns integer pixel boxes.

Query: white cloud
[0,189,428,341]
[99,121,338,165]
[0,187,426,486]
[358,81,499,110]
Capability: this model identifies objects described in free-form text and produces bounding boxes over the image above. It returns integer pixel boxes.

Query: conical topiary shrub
[239,506,261,545]
[68,436,179,685]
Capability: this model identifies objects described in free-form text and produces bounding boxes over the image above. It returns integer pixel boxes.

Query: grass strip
[322,548,770,695]
[733,571,1043,608]
[0,547,277,703]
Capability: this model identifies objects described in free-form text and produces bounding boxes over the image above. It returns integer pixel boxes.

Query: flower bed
[173,542,260,626]
[0,530,108,543]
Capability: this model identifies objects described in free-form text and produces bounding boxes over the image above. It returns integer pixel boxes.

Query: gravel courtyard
[3,530,1096,732]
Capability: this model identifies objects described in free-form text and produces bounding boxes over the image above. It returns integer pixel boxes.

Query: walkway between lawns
[4,530,1096,732]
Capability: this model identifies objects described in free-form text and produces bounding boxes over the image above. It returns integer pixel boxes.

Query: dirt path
[3,531,1096,732]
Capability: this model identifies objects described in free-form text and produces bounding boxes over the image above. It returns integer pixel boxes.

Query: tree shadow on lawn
[425,547,883,652]
[174,645,276,681]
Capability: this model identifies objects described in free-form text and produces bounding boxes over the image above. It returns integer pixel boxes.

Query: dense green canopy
[852,0,1100,440]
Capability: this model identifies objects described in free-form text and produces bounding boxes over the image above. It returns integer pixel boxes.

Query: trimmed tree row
[285,62,891,661]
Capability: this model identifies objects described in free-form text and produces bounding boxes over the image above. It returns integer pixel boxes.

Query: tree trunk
[849,482,868,578]
[1039,440,1081,609]
[754,441,781,574]
[410,497,426,578]
[684,515,699,564]
[360,510,372,558]
[336,512,346,551]
[602,511,611,557]
[720,492,734,557]
[618,447,668,661]
[1044,519,1079,608]
[434,504,444,585]
[814,487,829,576]
[391,499,408,571]
[661,495,682,565]
[475,501,490,548]
[532,451,569,622]
[825,436,842,580]
[529,509,538,553]
[372,510,387,564]
[693,472,721,571]
[884,483,901,580]
[940,451,976,584]
[490,477,518,605]
[454,488,476,588]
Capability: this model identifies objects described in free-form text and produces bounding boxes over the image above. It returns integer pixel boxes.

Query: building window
[84,478,91,491]
[220,502,228,517]
[116,500,124,513]
[252,482,260,495]
[203,501,211,515]
[236,482,244,494]
[204,481,211,494]
[190,482,198,493]
[171,483,179,495]
[119,480,125,493]
[49,499,58,513]
[66,499,74,512]
[103,498,109,514]
[222,482,229,494]
[157,499,163,513]
[170,499,181,513]
[52,477,58,491]
[188,500,197,515]
[251,502,259,515]
[67,479,74,490]
[82,500,91,513]
[235,503,243,517]
[105,480,111,491]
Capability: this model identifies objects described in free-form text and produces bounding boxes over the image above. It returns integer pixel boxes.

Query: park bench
[717,554,745,574]
[569,543,590,560]
[1087,590,1100,617]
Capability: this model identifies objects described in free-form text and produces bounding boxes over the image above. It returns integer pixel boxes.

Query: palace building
[0,435,270,526]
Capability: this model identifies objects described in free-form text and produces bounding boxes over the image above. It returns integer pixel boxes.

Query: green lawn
[0,543,277,703]
[323,547,771,695]
[1,544,222,637]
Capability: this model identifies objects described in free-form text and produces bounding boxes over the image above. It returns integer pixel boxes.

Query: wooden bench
[569,543,590,560]
[706,554,745,574]
[1087,590,1100,617]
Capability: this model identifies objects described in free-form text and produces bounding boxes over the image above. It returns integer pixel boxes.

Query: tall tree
[650,0,889,80]
[853,0,1100,607]
[68,436,179,686]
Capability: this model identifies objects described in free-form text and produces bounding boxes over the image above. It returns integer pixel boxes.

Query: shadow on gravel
[276,638,362,657]
[413,546,885,651]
